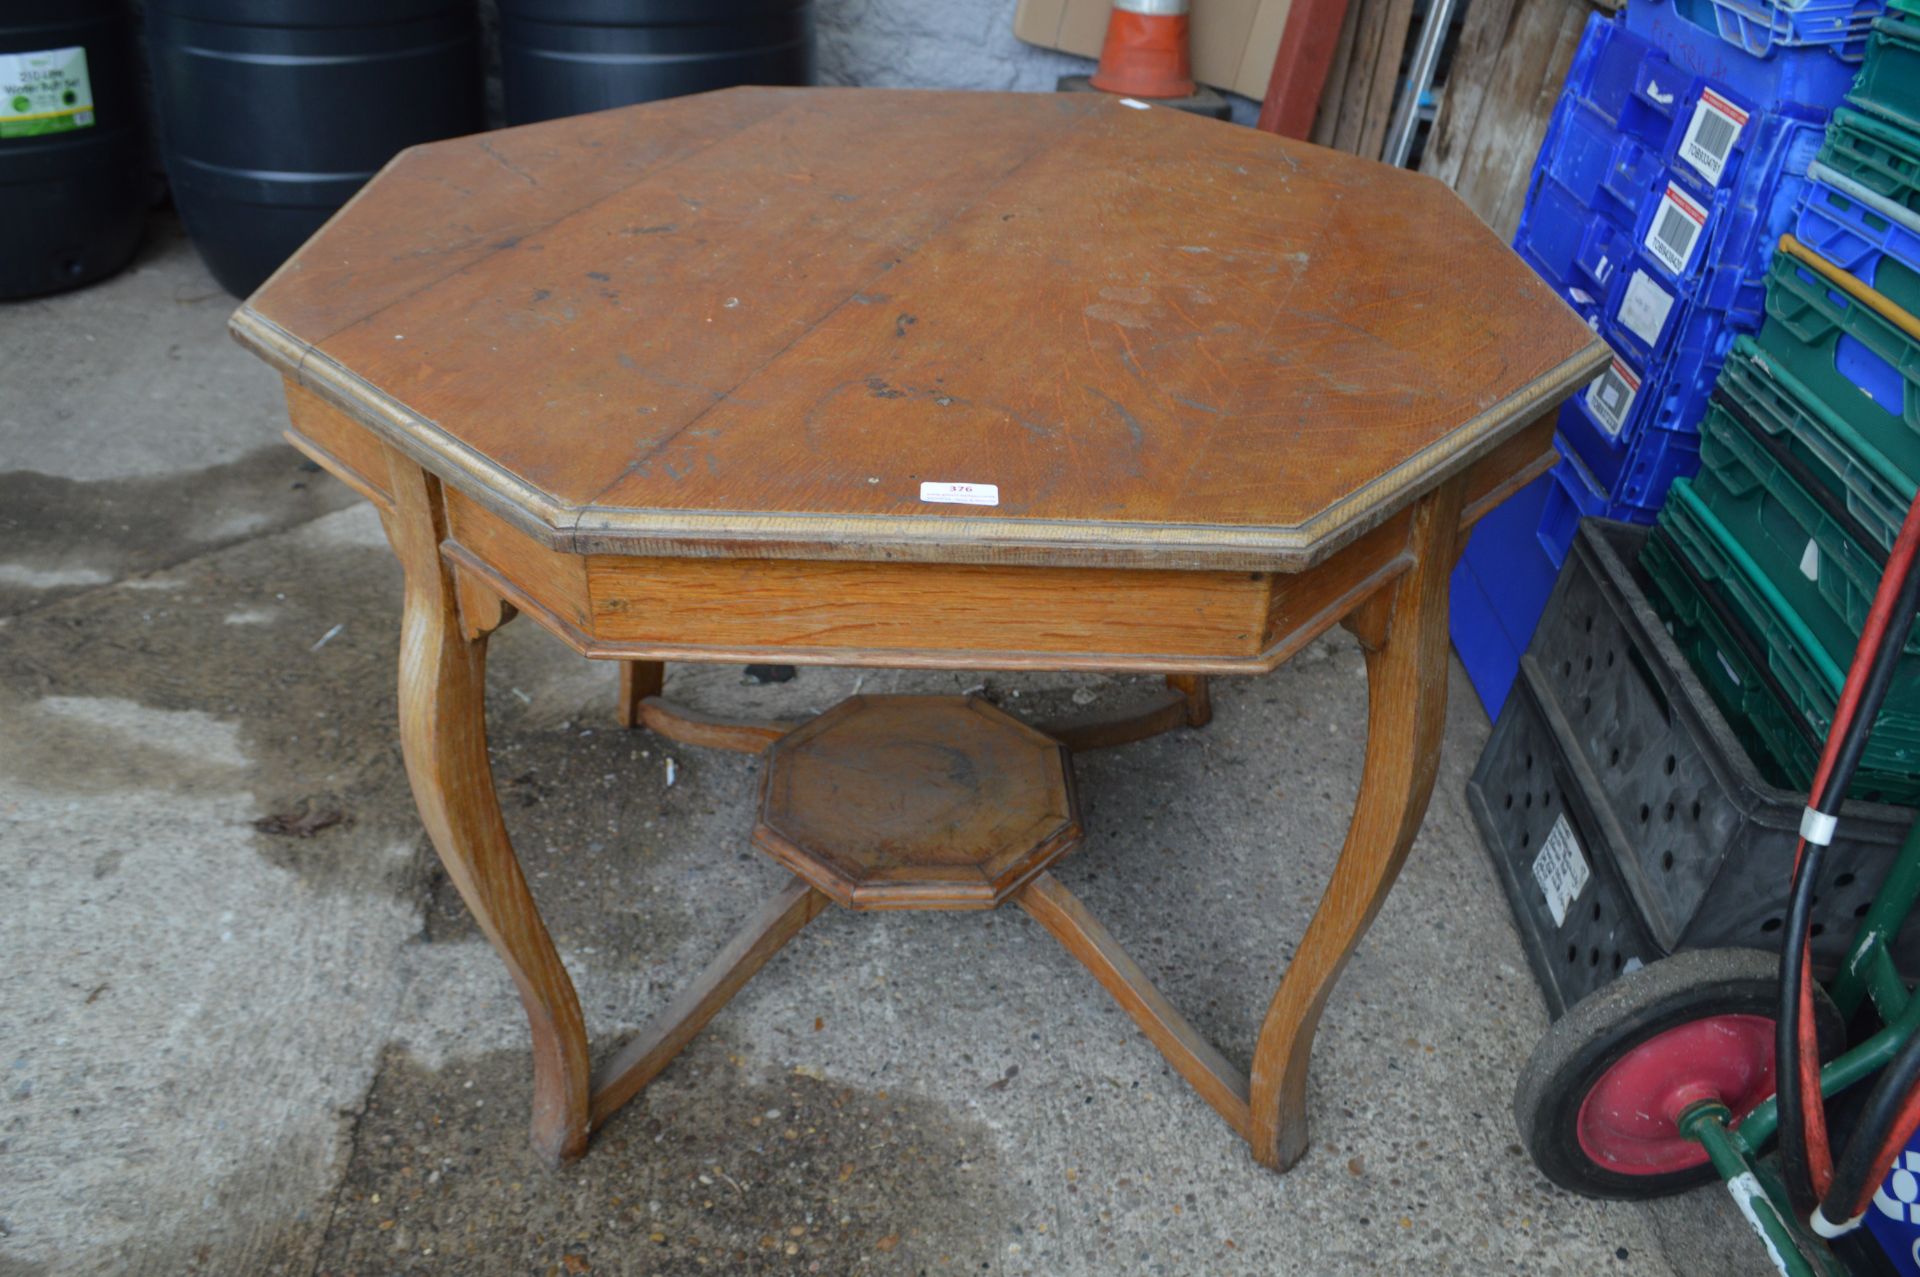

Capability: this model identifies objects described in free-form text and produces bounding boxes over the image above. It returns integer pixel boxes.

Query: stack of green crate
[1640,2,1920,802]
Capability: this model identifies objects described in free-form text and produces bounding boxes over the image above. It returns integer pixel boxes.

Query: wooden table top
[233,87,1604,571]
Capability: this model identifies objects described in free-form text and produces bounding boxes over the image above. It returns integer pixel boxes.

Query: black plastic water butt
[0,0,149,300]
[145,0,482,298]
[499,0,816,126]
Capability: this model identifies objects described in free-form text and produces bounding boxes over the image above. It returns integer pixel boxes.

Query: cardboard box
[1013,0,1293,102]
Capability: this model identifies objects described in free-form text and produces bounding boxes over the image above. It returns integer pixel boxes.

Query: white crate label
[1595,254,1612,285]
[1644,183,1710,276]
[1680,89,1750,187]
[1718,651,1744,687]
[1801,538,1821,582]
[0,47,94,138]
[919,481,998,506]
[1586,354,1642,438]
[1532,814,1591,928]
[1617,270,1676,348]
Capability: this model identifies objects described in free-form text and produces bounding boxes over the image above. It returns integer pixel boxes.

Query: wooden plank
[615,660,664,728]
[633,697,799,754]
[420,430,1528,677]
[1019,872,1253,1136]
[1482,3,1589,238]
[1424,0,1593,238]
[1259,0,1354,138]
[585,556,1276,660]
[282,378,392,509]
[1356,0,1418,160]
[1309,0,1366,147]
[1419,0,1521,189]
[1332,0,1393,155]
[588,878,829,1129]
[443,488,592,630]
[1038,687,1193,752]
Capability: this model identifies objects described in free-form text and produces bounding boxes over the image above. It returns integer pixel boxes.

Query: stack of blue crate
[1450,0,1882,717]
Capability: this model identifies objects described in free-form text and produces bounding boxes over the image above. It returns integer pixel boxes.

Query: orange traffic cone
[1088,0,1196,99]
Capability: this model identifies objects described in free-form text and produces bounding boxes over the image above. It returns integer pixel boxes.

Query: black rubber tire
[1515,947,1845,1201]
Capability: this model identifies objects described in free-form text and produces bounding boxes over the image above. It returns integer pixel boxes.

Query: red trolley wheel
[1516,948,1844,1200]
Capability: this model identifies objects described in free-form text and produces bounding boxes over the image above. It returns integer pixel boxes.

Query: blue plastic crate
[1450,458,1669,716]
[1630,0,1869,105]
[1558,308,1722,508]
[1796,166,1920,300]
[1603,239,1714,367]
[1515,168,1631,303]
[1562,12,1692,144]
[1520,94,1824,371]
[1637,0,1881,58]
[1536,92,1671,230]
[1452,553,1527,719]
[1537,453,1662,573]
[1633,99,1822,290]
[1692,101,1828,312]
[1452,474,1558,717]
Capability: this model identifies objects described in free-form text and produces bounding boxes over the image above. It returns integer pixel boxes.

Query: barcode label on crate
[1644,183,1710,275]
[1680,90,1749,187]
[1617,270,1676,348]
[1532,814,1590,928]
[1586,355,1642,438]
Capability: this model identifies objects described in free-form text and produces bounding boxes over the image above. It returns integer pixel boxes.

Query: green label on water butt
[0,47,96,138]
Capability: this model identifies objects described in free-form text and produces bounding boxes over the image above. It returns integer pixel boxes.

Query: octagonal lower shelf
[752,694,1083,910]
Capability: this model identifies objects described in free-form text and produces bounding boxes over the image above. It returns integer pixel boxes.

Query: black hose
[1779,540,1920,1208]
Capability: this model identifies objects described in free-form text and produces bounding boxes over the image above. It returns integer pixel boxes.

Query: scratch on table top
[477,138,540,188]
[1082,385,1146,449]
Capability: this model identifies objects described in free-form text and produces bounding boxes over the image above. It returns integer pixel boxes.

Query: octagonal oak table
[230,87,1604,1173]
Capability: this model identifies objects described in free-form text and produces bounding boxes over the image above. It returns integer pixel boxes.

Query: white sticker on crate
[1532,814,1591,929]
[1800,538,1820,582]
[1718,651,1744,687]
[1586,354,1642,438]
[1680,89,1749,188]
[1617,270,1676,348]
[1644,183,1710,276]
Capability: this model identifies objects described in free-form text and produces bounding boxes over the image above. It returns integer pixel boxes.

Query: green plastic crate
[1757,249,1920,486]
[1663,478,1920,783]
[1693,388,1920,663]
[1819,107,1920,224]
[1721,335,1917,555]
[1641,523,1813,792]
[1852,17,1920,135]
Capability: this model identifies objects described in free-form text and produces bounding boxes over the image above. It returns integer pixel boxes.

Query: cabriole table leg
[1247,477,1463,1172]
[383,446,594,1165]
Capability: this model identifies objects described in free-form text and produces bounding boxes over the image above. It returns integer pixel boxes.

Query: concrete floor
[0,220,1760,1276]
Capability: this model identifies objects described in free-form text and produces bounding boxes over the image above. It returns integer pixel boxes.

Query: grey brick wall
[817,0,1092,91]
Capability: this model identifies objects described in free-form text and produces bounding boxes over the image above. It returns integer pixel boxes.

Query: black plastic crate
[1466,519,1920,1018]
[1470,674,1664,1019]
